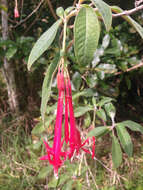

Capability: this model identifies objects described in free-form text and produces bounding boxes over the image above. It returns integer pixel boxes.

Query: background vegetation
[0,0,143,189]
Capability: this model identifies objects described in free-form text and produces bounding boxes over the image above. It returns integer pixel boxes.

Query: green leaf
[116,124,133,157]
[112,135,122,168]
[6,46,17,60]
[98,97,114,107]
[92,0,112,31]
[84,112,91,127]
[40,54,59,122]
[104,103,116,119]
[56,7,64,18]
[120,120,143,134]
[65,6,75,15]
[63,181,73,190]
[74,106,93,117]
[73,89,95,100]
[72,72,82,90]
[32,115,55,135]
[87,126,109,137]
[74,6,100,66]
[32,140,43,150]
[28,19,61,70]
[111,6,143,39]
[38,166,53,179]
[96,109,107,121]
[48,177,59,188]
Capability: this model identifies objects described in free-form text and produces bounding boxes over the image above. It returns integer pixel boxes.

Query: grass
[0,115,143,190]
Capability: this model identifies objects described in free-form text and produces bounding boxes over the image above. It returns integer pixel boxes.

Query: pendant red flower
[40,66,96,177]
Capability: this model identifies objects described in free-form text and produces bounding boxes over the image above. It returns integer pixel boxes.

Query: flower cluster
[40,66,95,178]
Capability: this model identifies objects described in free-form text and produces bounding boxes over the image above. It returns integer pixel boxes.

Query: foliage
[1,0,143,189]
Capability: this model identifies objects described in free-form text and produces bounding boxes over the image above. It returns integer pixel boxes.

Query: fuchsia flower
[14,7,19,18]
[40,68,66,178]
[40,66,96,177]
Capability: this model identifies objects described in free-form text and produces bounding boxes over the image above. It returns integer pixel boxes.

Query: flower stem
[62,15,67,53]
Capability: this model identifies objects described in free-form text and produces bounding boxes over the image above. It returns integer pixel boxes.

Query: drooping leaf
[112,135,122,168]
[96,109,107,121]
[120,120,143,134]
[111,6,143,39]
[87,126,109,137]
[74,106,93,117]
[74,6,100,66]
[104,103,116,119]
[116,124,133,157]
[92,0,112,31]
[28,19,61,70]
[40,54,59,122]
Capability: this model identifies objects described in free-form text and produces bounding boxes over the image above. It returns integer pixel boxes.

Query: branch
[135,0,143,7]
[115,61,143,76]
[45,0,58,20]
[112,4,143,17]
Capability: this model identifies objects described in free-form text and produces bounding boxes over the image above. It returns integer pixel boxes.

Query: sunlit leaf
[28,19,61,70]
[112,135,122,168]
[116,124,133,157]
[74,6,100,66]
[92,0,112,31]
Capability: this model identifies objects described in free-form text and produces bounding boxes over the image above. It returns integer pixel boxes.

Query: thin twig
[84,154,99,190]
[112,4,143,17]
[73,0,78,6]
[115,61,143,76]
[45,0,58,20]
[12,0,44,28]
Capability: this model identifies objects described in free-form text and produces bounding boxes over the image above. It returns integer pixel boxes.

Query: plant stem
[62,15,67,53]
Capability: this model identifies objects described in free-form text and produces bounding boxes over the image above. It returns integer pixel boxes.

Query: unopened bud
[14,7,19,18]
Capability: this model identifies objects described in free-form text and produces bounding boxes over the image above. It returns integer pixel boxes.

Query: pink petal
[39,155,49,160]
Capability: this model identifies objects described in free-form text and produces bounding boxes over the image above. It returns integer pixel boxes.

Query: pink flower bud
[14,7,19,18]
